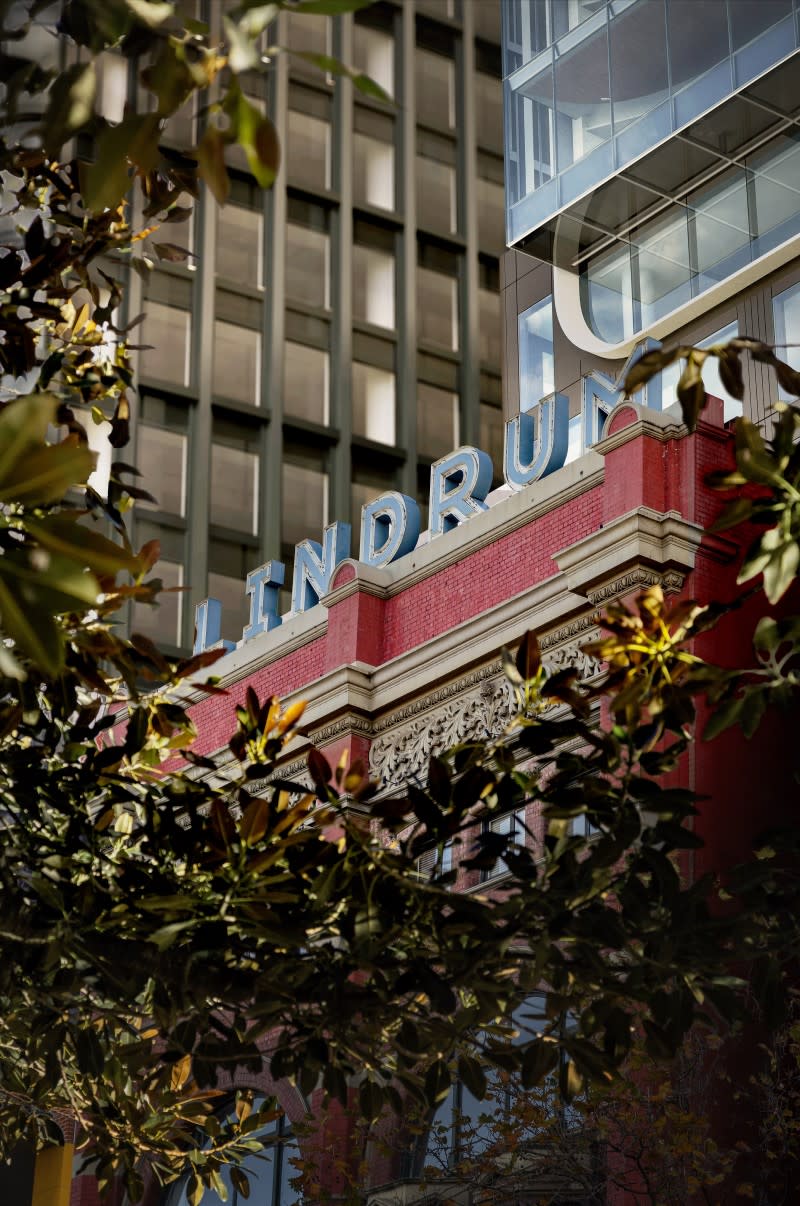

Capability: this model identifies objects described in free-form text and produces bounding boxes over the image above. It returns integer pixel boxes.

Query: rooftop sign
[193,355,664,654]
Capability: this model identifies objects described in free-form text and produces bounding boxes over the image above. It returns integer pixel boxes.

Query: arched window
[164,1101,300,1206]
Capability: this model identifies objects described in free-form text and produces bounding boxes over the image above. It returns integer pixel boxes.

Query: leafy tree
[1,2,800,1204]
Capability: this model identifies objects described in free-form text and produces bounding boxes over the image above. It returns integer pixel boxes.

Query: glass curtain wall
[503,0,800,244]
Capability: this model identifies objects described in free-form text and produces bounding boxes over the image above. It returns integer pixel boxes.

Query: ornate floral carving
[369,676,516,789]
[368,634,600,791]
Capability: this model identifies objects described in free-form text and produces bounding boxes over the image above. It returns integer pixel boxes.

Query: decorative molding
[586,567,685,606]
[310,713,374,744]
[368,630,600,791]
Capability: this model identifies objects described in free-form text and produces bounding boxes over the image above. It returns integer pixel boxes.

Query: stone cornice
[554,507,704,596]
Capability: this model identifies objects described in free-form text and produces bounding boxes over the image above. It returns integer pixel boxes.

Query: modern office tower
[127,0,506,653]
[501,0,800,448]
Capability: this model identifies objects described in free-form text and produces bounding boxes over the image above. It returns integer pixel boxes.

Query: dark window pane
[217,203,263,290]
[212,321,261,406]
[282,458,327,548]
[417,382,459,460]
[730,0,792,49]
[554,24,610,172]
[211,442,259,533]
[286,222,329,309]
[284,342,329,425]
[609,0,668,135]
[667,0,730,89]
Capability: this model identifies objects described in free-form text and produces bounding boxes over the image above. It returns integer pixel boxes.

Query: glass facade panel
[139,302,190,388]
[583,242,634,343]
[692,169,751,288]
[353,23,394,97]
[417,266,459,350]
[635,209,692,325]
[415,48,456,131]
[773,281,800,380]
[353,243,395,329]
[416,155,457,234]
[212,321,261,406]
[136,426,187,517]
[284,341,329,425]
[286,222,329,309]
[730,0,793,49]
[750,136,800,253]
[417,382,459,460]
[609,0,668,136]
[210,443,259,534]
[552,0,606,40]
[352,362,396,444]
[553,24,610,173]
[353,132,395,210]
[282,459,328,548]
[216,203,263,290]
[504,0,800,254]
[518,295,554,411]
[666,1,730,90]
[287,110,331,191]
[578,122,800,343]
[507,66,555,206]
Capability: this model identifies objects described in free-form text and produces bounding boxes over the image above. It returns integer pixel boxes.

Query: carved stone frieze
[368,632,600,791]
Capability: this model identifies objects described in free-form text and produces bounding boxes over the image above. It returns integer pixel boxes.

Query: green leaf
[677,354,707,431]
[520,1039,558,1088]
[229,90,280,188]
[707,496,753,533]
[457,1054,486,1101]
[753,616,780,653]
[424,1059,451,1106]
[81,114,161,213]
[716,349,744,400]
[703,696,744,742]
[26,515,140,578]
[124,0,175,26]
[0,392,58,485]
[224,15,260,72]
[0,444,95,505]
[196,125,230,205]
[75,1027,105,1077]
[359,1077,384,1121]
[288,0,374,13]
[239,797,270,846]
[286,51,392,104]
[740,689,766,740]
[734,419,784,488]
[763,539,799,605]
[0,548,99,614]
[41,61,97,157]
[0,579,63,674]
[230,1166,250,1199]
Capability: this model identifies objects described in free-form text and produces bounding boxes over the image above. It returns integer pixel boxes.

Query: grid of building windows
[128,0,506,650]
